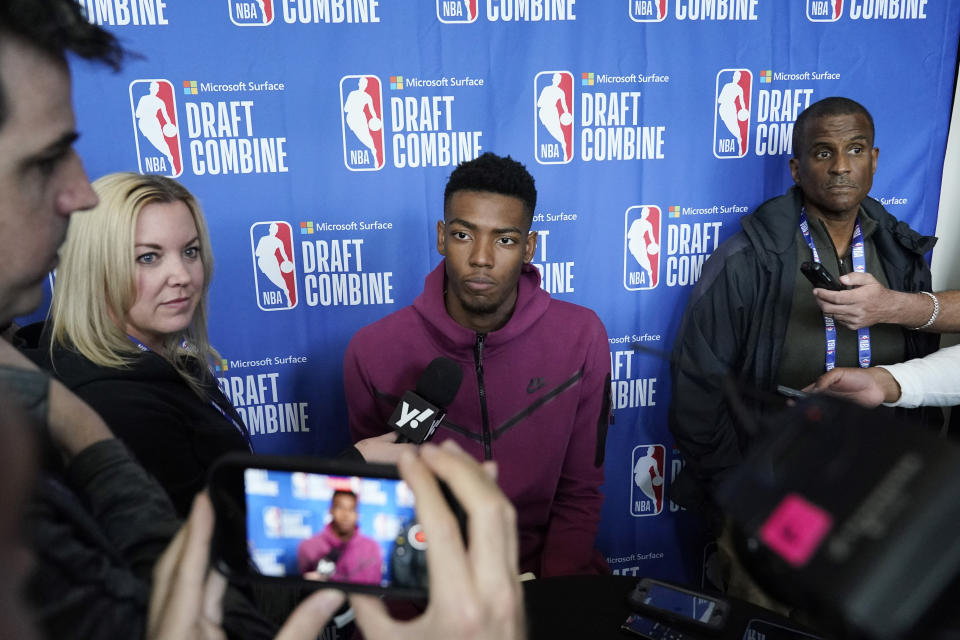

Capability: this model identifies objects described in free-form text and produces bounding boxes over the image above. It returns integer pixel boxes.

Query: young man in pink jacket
[344,152,612,577]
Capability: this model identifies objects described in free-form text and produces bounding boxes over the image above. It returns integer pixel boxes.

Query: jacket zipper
[815,217,850,275]
[474,333,492,460]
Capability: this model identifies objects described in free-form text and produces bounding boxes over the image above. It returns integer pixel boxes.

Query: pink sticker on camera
[758,493,833,567]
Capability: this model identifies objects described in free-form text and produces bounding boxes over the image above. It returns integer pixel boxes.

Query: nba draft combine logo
[807,0,928,21]
[624,205,661,290]
[230,0,379,25]
[229,0,274,25]
[251,221,298,311]
[534,71,574,164]
[438,0,574,21]
[628,0,760,21]
[630,0,667,21]
[579,72,667,162]
[340,75,385,171]
[78,0,168,26]
[807,0,841,20]
[714,69,751,158]
[630,444,665,516]
[216,357,311,438]
[129,79,183,177]
[437,0,478,22]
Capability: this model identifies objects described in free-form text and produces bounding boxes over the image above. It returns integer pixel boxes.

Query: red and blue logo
[339,75,385,171]
[629,0,667,22]
[807,0,842,21]
[437,0,478,23]
[129,79,183,178]
[229,0,274,26]
[713,68,752,159]
[624,205,662,291]
[534,71,574,165]
[630,444,666,517]
[250,221,298,311]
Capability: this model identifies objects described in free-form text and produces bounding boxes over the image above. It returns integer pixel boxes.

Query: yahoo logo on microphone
[392,400,436,430]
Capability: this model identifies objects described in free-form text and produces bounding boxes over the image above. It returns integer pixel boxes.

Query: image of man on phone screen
[297,490,383,584]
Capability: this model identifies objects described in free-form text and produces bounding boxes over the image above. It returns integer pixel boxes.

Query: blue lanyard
[127,335,254,451]
[798,210,871,371]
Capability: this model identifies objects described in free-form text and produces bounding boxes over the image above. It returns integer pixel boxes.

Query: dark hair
[792,97,875,157]
[332,490,357,504]
[443,152,537,225]
[0,0,125,129]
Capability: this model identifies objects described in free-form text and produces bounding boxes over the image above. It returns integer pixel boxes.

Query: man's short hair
[443,152,537,225]
[332,490,357,505]
[792,96,875,157]
[0,0,124,129]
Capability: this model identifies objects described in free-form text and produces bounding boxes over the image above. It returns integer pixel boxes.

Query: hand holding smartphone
[800,261,845,292]
[208,453,465,598]
[205,442,527,639]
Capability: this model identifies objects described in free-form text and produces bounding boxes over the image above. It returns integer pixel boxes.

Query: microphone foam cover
[416,357,463,407]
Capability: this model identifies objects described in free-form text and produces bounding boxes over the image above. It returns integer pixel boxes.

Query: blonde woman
[19,172,252,516]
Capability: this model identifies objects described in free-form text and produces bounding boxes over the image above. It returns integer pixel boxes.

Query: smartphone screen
[628,578,729,631]
[244,467,420,588]
[210,455,437,597]
[643,582,717,623]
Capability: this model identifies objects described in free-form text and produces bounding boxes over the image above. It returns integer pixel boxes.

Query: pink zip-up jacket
[296,524,383,584]
[344,261,611,577]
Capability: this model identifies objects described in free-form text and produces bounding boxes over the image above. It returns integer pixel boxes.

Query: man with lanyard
[668,97,940,523]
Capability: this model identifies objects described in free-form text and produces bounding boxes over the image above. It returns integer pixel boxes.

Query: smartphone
[627,578,729,633]
[776,384,808,400]
[621,613,694,639]
[208,453,464,598]
[800,261,844,291]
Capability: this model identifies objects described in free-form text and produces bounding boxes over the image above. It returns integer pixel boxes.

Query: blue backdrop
[24,0,959,585]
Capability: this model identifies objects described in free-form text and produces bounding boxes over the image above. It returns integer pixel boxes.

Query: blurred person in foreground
[0,0,524,638]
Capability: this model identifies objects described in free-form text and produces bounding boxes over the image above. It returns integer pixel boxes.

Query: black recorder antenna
[388,357,463,444]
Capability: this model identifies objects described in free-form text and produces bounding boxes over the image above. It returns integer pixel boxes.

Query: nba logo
[263,506,282,538]
[629,0,667,22]
[630,444,666,516]
[807,0,842,21]
[129,79,183,177]
[250,221,298,311]
[340,75,385,171]
[291,472,308,499]
[437,0,478,23]
[713,69,752,159]
[534,71,574,164]
[229,0,274,26]
[624,205,661,291]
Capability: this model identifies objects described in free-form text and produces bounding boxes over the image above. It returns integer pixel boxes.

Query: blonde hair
[49,172,218,397]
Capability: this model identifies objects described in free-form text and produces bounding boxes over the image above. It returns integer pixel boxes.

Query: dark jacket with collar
[17,322,251,517]
[668,187,939,512]
[24,439,276,640]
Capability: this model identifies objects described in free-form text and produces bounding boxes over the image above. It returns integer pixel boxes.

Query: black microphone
[388,357,463,444]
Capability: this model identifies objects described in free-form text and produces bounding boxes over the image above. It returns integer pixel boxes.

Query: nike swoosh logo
[527,377,545,394]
